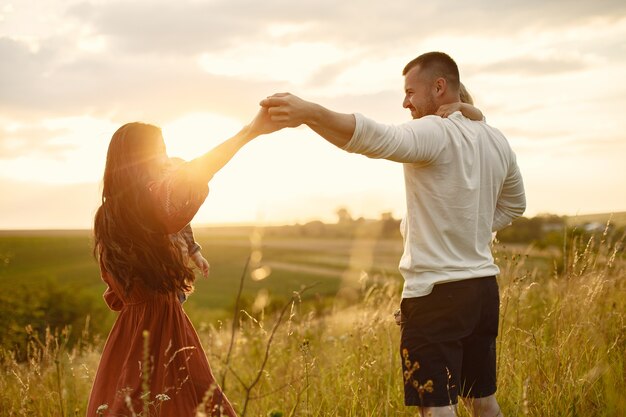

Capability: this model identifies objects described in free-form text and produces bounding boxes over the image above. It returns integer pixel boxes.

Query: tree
[335,207,353,225]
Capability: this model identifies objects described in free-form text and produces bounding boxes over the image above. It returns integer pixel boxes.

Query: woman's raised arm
[149,107,278,233]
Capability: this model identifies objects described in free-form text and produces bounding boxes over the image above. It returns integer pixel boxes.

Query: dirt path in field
[265,261,346,278]
[205,237,402,254]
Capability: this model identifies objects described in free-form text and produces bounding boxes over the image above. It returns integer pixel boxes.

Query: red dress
[86,163,237,417]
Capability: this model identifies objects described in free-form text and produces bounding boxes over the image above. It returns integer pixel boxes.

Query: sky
[1,0,626,229]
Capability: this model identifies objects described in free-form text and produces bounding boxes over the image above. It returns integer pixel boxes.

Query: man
[259,51,525,417]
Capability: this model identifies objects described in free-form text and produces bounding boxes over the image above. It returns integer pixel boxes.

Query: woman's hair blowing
[94,122,195,295]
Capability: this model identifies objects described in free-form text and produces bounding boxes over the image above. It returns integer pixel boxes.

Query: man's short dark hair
[402,52,460,91]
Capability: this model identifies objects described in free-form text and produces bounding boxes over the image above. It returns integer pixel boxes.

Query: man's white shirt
[343,111,526,298]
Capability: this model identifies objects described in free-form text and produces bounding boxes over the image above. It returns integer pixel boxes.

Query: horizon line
[1,210,624,233]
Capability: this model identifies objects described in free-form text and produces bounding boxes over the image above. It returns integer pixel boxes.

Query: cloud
[0,36,114,116]
[0,37,57,111]
[306,60,352,87]
[499,126,575,141]
[0,125,74,159]
[0,34,399,128]
[568,135,626,154]
[0,35,287,122]
[478,57,589,76]
[67,0,626,55]
[1,0,624,125]
[67,0,284,55]
[0,178,100,229]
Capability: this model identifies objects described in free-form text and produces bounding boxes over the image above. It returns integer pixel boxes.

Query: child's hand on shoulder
[436,102,463,118]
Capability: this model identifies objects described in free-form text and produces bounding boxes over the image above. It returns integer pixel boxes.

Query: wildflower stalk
[240,283,317,416]
[142,330,150,416]
[221,255,251,391]
[55,358,65,417]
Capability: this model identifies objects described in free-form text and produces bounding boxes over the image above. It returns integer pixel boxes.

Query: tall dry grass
[0,233,624,417]
[494,230,625,416]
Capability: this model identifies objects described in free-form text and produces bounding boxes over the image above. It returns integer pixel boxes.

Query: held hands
[246,92,312,139]
[246,107,281,138]
[259,93,311,128]
[258,93,354,148]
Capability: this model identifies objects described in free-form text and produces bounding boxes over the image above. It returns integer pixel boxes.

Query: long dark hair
[94,122,195,295]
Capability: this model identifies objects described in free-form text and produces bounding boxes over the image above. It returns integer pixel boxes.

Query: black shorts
[400,276,499,407]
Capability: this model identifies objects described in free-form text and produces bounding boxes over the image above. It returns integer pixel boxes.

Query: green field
[0,227,404,309]
[0,227,406,349]
[0,226,575,347]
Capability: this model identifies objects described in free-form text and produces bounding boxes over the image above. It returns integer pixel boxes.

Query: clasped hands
[247,92,313,137]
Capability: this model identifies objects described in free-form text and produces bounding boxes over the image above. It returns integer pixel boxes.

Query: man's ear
[434,78,446,96]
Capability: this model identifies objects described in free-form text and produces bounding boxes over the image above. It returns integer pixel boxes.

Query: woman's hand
[246,107,283,138]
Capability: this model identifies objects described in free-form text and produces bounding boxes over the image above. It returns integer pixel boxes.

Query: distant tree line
[497,214,624,249]
[266,209,625,249]
[265,208,402,239]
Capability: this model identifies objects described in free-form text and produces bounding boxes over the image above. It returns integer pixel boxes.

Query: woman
[87,112,270,417]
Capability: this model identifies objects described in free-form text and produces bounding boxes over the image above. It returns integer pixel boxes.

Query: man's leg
[459,278,502,417]
[462,394,503,417]
[400,281,485,411]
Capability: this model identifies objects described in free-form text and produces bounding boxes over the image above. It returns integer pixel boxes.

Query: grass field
[0,227,624,416]
[0,227,405,351]
[0,226,403,318]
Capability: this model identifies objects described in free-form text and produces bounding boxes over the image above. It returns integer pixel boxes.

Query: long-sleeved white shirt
[343,112,526,298]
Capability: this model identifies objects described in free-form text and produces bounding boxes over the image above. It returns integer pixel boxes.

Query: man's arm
[492,159,526,231]
[261,93,356,148]
[261,93,446,164]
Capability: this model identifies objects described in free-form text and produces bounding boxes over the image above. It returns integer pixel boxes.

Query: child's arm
[190,251,210,278]
[436,102,484,121]
[180,224,201,256]
[180,224,210,278]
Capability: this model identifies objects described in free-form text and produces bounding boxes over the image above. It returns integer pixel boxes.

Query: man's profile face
[402,66,436,119]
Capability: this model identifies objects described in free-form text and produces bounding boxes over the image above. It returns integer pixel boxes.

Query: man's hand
[260,92,356,148]
[260,93,313,128]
